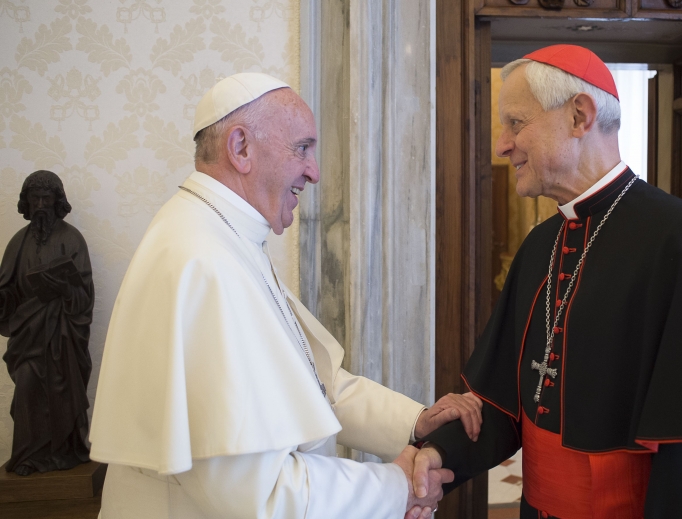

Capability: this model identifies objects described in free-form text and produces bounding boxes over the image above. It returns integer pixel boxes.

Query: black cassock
[424,169,682,517]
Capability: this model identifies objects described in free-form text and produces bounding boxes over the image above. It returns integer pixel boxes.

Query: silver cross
[531,358,558,403]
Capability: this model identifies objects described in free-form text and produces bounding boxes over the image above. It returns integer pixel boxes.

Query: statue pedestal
[0,461,106,503]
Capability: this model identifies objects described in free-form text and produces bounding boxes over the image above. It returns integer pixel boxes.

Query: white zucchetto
[193,72,289,138]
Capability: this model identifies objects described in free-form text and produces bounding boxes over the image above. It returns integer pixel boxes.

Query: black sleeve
[644,443,682,518]
[420,402,522,494]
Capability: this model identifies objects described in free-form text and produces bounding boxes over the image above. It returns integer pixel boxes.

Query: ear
[225,126,253,174]
[571,93,598,138]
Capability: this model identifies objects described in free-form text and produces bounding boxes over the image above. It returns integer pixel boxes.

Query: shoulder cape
[464,179,682,452]
[90,187,341,475]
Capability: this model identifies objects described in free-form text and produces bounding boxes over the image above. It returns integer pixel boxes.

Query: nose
[305,156,320,185]
[37,197,46,209]
[495,129,513,158]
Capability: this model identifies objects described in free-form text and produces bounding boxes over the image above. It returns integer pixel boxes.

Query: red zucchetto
[524,44,619,101]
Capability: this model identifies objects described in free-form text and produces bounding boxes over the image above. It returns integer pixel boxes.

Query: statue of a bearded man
[0,170,94,476]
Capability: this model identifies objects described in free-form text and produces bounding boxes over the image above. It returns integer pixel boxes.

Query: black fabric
[422,402,521,494]
[644,444,682,517]
[425,171,682,509]
[520,494,547,519]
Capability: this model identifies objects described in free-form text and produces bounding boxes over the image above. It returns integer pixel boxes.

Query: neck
[550,139,621,206]
[195,161,249,202]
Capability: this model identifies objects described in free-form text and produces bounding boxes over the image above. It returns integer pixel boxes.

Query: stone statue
[0,170,94,476]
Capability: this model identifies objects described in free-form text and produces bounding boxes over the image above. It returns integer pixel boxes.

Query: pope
[413,45,682,518]
[89,73,482,519]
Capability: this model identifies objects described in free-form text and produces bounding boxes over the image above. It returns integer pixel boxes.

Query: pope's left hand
[415,392,483,441]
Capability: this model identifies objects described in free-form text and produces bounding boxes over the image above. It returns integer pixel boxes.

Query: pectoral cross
[531,357,558,403]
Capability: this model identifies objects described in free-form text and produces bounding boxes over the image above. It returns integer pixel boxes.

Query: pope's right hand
[393,445,453,517]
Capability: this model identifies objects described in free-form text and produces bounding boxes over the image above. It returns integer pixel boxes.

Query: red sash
[522,411,651,518]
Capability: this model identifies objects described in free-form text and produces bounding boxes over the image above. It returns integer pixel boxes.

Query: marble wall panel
[300,0,436,452]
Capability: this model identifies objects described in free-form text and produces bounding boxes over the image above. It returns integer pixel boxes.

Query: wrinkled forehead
[499,66,541,115]
[265,89,317,136]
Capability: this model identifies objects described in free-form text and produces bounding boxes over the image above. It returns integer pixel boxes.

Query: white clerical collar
[558,161,628,220]
[184,171,271,243]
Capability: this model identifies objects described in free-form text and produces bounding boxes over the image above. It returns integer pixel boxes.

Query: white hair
[501,58,621,134]
[194,95,269,164]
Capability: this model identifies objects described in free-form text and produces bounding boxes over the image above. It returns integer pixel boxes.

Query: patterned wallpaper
[0,0,300,464]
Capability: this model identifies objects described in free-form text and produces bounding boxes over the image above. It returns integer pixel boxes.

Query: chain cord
[535,176,638,402]
[178,186,327,397]
[545,176,637,351]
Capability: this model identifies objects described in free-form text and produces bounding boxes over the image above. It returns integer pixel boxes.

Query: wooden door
[648,73,659,186]
[435,2,491,518]
[672,62,682,197]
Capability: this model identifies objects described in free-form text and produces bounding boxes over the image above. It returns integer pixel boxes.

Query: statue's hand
[41,272,71,299]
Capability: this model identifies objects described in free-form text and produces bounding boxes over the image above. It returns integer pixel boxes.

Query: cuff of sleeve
[410,407,427,443]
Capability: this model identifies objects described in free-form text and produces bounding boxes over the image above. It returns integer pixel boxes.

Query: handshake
[393,392,483,518]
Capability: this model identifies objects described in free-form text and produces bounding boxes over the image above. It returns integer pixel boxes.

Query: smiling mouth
[514,162,526,171]
[291,187,302,195]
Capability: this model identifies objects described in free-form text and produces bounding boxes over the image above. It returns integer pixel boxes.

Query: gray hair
[501,59,621,134]
[194,95,269,164]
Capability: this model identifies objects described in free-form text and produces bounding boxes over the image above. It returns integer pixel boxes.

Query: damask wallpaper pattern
[0,0,300,464]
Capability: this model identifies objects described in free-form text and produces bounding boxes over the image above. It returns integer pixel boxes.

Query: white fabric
[91,171,425,518]
[100,450,408,519]
[193,72,289,137]
[557,161,628,219]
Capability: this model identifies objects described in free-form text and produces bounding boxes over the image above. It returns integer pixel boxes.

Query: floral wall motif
[0,0,300,463]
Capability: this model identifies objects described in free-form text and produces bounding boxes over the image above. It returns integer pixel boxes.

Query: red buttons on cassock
[549,353,559,362]
[562,246,577,254]
[538,407,550,415]
[553,326,563,334]
[558,273,571,281]
[556,299,562,307]
[544,379,554,387]
[568,222,583,230]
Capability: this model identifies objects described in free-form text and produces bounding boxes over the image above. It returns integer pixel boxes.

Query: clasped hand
[395,392,483,518]
[394,445,451,519]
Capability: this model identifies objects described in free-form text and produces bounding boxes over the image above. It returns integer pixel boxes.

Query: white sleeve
[332,368,426,462]
[173,449,408,519]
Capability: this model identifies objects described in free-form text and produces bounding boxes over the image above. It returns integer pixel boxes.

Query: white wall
[0,0,300,464]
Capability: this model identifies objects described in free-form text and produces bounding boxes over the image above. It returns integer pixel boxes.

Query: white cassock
[90,171,426,519]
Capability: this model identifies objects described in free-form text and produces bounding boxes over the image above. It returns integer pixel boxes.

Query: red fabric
[523,44,619,101]
[522,411,651,519]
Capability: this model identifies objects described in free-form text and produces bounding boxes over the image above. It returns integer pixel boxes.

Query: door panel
[634,0,682,20]
[476,0,627,17]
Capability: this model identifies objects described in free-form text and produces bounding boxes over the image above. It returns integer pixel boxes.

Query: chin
[515,179,542,199]
[280,210,295,230]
